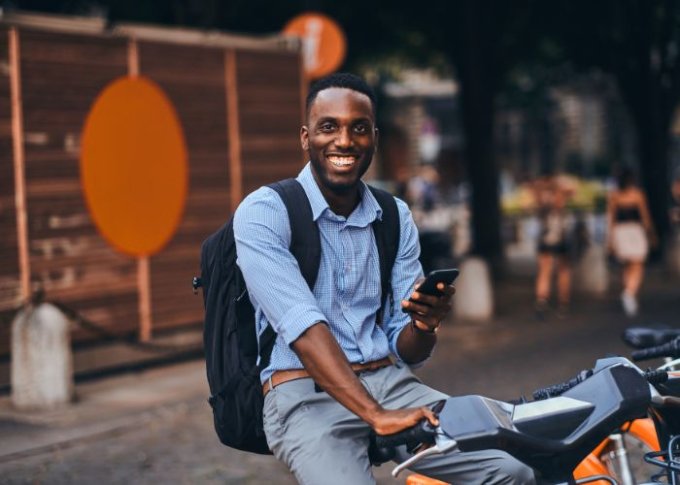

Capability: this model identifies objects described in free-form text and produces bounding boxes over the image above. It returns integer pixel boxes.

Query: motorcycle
[369,354,673,484]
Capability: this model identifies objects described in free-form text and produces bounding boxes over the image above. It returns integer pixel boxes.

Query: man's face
[301,87,377,195]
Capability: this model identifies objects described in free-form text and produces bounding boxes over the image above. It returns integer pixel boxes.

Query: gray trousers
[263,363,536,485]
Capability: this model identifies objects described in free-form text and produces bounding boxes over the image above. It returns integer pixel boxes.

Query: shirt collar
[296,163,383,225]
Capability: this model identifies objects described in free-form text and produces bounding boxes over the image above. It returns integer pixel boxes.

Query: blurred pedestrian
[606,168,657,317]
[406,163,455,273]
[406,162,441,213]
[532,173,576,318]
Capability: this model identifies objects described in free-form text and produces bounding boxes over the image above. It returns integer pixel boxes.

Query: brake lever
[391,435,459,478]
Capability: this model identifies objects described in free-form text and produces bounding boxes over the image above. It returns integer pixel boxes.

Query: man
[233,73,535,484]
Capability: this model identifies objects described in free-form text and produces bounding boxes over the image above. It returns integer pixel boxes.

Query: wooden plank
[236,49,304,192]
[9,28,30,303]
[299,48,308,131]
[19,30,128,65]
[0,28,20,314]
[137,256,152,342]
[128,36,139,78]
[126,36,153,343]
[226,50,242,214]
[235,50,301,72]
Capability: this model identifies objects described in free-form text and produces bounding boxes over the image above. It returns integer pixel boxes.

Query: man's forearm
[396,320,437,364]
[291,322,383,424]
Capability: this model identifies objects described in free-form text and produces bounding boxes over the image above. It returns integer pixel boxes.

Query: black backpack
[194,178,399,454]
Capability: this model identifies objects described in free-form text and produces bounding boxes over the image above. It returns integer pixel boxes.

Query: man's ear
[374,127,379,151]
[300,126,309,151]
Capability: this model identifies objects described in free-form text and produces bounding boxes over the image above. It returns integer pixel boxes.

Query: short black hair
[305,72,377,117]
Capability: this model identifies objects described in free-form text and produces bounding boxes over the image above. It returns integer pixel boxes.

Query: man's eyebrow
[314,116,337,124]
[312,115,374,127]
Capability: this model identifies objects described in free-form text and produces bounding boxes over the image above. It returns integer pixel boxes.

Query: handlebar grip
[631,338,680,362]
[622,327,680,349]
[532,369,593,401]
[373,420,437,450]
[644,369,669,384]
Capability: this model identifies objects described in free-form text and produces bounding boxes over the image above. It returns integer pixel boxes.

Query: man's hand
[401,280,456,333]
[369,406,439,436]
[395,280,456,364]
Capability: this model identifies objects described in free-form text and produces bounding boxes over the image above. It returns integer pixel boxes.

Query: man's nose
[335,127,352,148]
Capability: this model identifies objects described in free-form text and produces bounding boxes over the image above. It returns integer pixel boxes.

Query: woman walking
[532,174,575,318]
[606,169,657,317]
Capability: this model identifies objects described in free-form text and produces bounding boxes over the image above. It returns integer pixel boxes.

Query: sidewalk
[0,359,208,462]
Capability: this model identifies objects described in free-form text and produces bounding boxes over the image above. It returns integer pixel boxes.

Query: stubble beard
[311,154,372,196]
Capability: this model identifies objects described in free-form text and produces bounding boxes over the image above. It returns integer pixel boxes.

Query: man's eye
[319,123,335,131]
[354,124,369,134]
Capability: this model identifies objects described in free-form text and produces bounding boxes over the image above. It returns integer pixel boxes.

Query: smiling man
[233,73,535,484]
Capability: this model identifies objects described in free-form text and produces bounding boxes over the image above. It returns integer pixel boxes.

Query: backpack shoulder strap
[258,178,321,367]
[267,178,321,290]
[368,185,400,325]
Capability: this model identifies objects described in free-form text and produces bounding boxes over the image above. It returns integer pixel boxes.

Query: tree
[433,1,538,267]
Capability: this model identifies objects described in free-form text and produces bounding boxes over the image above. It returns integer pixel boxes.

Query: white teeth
[328,156,355,167]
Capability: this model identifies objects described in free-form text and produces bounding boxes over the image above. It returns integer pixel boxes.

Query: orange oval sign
[283,12,346,79]
[80,76,188,257]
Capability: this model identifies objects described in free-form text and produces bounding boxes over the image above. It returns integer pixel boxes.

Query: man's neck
[320,186,361,218]
[308,167,364,218]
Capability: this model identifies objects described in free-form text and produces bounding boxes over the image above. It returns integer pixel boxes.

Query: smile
[328,155,356,167]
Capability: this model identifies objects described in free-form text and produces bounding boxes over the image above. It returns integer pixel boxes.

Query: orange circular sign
[283,12,346,79]
[80,76,188,257]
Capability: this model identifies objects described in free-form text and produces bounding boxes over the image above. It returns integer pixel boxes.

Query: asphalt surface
[1,260,678,485]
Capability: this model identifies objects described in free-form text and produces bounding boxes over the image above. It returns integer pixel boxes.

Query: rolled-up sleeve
[380,199,425,360]
[233,188,327,346]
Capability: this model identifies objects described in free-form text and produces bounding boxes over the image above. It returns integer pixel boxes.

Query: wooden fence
[0,12,305,384]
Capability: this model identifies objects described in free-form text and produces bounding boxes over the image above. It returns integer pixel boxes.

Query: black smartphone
[412,268,460,298]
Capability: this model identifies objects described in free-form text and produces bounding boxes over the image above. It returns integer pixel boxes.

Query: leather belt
[262,357,393,396]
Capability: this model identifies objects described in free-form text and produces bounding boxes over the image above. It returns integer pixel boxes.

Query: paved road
[1,264,678,485]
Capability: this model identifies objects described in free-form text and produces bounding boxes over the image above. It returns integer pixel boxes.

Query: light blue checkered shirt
[233,163,424,383]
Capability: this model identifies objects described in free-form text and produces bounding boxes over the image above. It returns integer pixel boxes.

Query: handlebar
[644,368,669,385]
[631,337,680,362]
[533,369,593,400]
[623,327,680,349]
[532,367,668,401]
